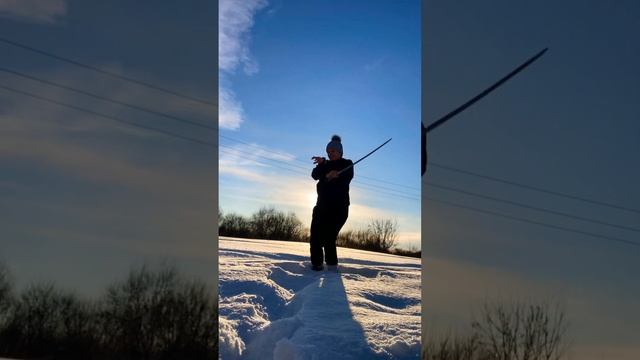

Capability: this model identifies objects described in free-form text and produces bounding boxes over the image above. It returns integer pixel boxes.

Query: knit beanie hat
[326,135,343,154]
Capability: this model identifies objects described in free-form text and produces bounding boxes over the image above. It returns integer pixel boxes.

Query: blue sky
[0,0,217,295]
[423,1,640,358]
[219,0,421,249]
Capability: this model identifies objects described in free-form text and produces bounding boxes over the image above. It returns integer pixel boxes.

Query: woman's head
[326,135,343,160]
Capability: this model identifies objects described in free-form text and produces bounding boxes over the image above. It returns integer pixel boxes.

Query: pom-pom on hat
[326,134,343,154]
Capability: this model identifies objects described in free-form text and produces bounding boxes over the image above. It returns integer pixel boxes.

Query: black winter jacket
[311,158,354,208]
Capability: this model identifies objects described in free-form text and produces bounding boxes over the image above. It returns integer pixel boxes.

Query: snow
[219,237,421,360]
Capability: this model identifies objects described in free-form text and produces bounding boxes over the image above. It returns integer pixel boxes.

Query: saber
[425,47,548,133]
[422,47,548,175]
[337,138,392,175]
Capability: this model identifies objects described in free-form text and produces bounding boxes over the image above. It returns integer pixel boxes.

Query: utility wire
[0,80,416,202]
[425,195,640,248]
[352,180,420,199]
[220,134,420,191]
[9,35,634,219]
[225,135,638,223]
[220,143,308,170]
[5,72,634,234]
[219,143,420,200]
[6,47,635,237]
[8,38,635,247]
[0,36,216,107]
[0,83,216,149]
[0,67,217,131]
[5,80,632,245]
[219,145,420,202]
[426,181,640,233]
[430,162,640,215]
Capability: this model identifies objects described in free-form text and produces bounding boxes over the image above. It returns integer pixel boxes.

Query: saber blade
[425,47,548,134]
[337,138,392,175]
[422,47,548,176]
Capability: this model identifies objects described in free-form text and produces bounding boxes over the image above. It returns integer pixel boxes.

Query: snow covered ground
[219,237,421,360]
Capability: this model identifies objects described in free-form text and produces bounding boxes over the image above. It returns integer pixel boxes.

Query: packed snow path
[219,237,421,360]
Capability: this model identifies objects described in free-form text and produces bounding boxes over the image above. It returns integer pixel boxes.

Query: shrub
[100,265,217,359]
[219,207,306,242]
[0,264,218,359]
[337,218,400,253]
[251,206,304,241]
[219,212,253,238]
[0,283,98,357]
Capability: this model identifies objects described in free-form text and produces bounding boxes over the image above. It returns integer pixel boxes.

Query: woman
[309,135,354,271]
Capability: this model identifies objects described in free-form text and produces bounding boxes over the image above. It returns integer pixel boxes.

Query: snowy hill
[218,237,421,360]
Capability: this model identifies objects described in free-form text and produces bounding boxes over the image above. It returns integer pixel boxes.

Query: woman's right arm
[311,156,328,180]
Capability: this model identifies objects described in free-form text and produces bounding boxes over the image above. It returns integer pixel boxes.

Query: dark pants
[310,205,348,266]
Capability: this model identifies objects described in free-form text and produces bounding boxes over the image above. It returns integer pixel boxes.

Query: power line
[353,182,420,202]
[0,79,413,201]
[219,143,308,171]
[0,83,216,149]
[5,71,634,239]
[222,136,637,222]
[220,134,420,191]
[219,145,309,175]
[426,181,640,233]
[430,162,640,215]
[425,195,640,248]
[219,143,420,200]
[0,67,216,131]
[352,180,420,199]
[219,145,420,202]
[0,36,216,107]
[8,49,634,241]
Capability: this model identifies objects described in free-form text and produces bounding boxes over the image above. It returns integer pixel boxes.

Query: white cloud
[219,0,268,74]
[218,0,268,130]
[0,0,66,24]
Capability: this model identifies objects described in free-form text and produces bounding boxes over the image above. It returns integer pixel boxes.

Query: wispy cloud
[364,57,387,72]
[219,142,299,186]
[218,0,268,130]
[0,0,67,24]
[220,142,296,167]
[218,87,244,130]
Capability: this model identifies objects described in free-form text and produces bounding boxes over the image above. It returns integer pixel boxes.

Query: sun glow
[306,191,317,209]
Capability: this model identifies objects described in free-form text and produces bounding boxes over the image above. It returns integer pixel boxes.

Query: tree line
[218,206,420,257]
[0,263,217,359]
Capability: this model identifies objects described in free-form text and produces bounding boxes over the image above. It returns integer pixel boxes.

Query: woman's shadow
[243,263,385,360]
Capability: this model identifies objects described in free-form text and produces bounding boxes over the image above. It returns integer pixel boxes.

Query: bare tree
[424,301,568,360]
[424,332,482,360]
[0,263,13,334]
[0,263,11,311]
[368,218,398,252]
[472,301,567,360]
